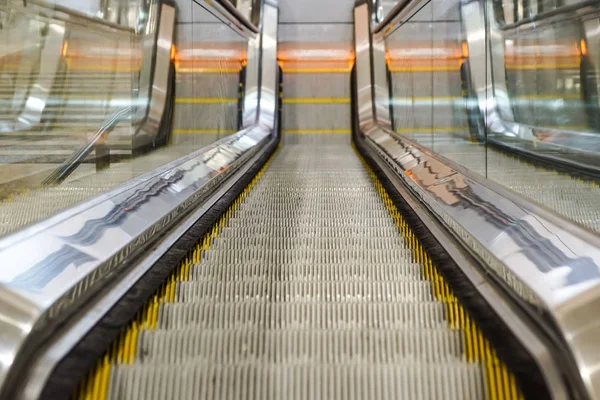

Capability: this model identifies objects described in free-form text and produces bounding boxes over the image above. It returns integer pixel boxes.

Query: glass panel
[172,1,247,150]
[486,1,600,232]
[384,0,488,175]
[383,0,600,232]
[0,0,251,237]
[50,0,148,30]
[493,0,593,27]
[385,2,434,149]
[431,0,487,174]
[502,21,591,132]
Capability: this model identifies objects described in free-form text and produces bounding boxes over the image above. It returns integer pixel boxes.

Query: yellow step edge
[281,67,353,74]
[505,63,580,70]
[176,67,241,74]
[389,66,461,72]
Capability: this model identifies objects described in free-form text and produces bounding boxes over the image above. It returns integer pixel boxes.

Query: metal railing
[42,107,132,185]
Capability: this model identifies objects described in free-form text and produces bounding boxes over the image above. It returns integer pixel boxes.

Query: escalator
[83,133,494,399]
[1,0,599,400]
[66,55,521,396]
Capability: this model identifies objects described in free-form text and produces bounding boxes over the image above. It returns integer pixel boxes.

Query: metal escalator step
[186,262,424,280]
[232,209,391,218]
[237,197,385,206]
[199,248,413,264]
[108,362,484,400]
[226,217,397,228]
[208,236,405,250]
[156,301,447,330]
[217,226,401,238]
[175,280,434,303]
[134,327,463,364]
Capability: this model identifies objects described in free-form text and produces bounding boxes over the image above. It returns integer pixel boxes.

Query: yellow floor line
[281,67,353,74]
[176,67,241,74]
[0,94,131,100]
[506,63,579,70]
[390,66,461,72]
[283,98,350,104]
[175,98,237,104]
[283,129,351,134]
[173,129,236,135]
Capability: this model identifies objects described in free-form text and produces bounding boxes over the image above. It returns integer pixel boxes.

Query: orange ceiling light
[461,42,469,58]
[580,39,588,56]
[277,44,355,62]
[61,41,69,57]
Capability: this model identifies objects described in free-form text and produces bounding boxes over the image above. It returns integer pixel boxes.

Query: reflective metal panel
[137,3,176,146]
[354,3,376,132]
[257,1,278,131]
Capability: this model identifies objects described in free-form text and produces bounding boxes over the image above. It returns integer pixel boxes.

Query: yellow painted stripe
[0,94,130,99]
[283,129,351,134]
[390,65,461,72]
[283,98,350,104]
[396,127,465,133]
[506,63,579,70]
[175,98,237,104]
[282,67,352,74]
[173,129,236,134]
[176,67,241,74]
